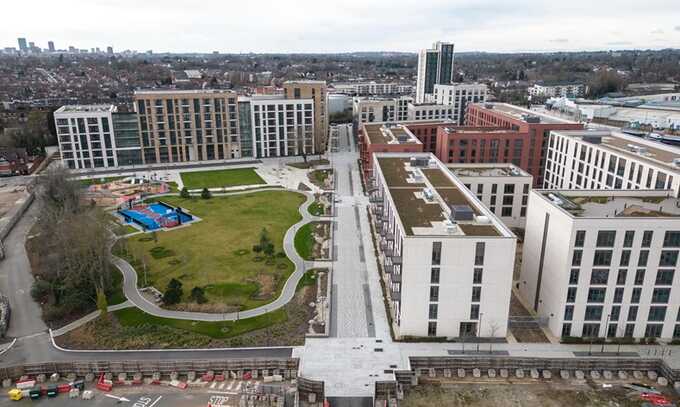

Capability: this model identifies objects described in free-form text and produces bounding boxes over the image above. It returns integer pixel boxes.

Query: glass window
[471,287,481,302]
[652,288,671,304]
[474,242,485,266]
[614,287,624,303]
[645,324,663,338]
[572,250,583,266]
[656,269,674,285]
[564,305,574,321]
[473,268,483,284]
[620,250,631,267]
[567,287,577,303]
[627,306,638,321]
[590,269,609,285]
[562,323,572,337]
[431,242,442,265]
[664,231,680,247]
[470,304,480,320]
[631,287,642,303]
[427,321,437,336]
[624,231,635,247]
[635,269,645,285]
[569,269,580,285]
[429,286,439,302]
[660,250,678,267]
[587,288,606,303]
[617,269,627,285]
[596,231,616,247]
[611,305,621,320]
[430,268,440,284]
[642,231,653,247]
[582,323,600,337]
[575,230,586,247]
[593,250,612,266]
[428,304,438,320]
[638,250,649,267]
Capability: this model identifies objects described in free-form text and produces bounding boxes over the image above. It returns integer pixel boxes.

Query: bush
[31,279,51,302]
[201,188,211,199]
[163,278,183,305]
[180,187,190,199]
[189,286,207,304]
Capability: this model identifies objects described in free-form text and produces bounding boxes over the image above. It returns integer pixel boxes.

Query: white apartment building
[416,41,455,103]
[447,163,532,228]
[332,82,413,96]
[544,130,680,196]
[520,189,680,340]
[528,83,587,99]
[406,103,455,122]
[352,96,412,125]
[433,83,488,125]
[55,105,119,170]
[248,96,315,158]
[369,152,516,338]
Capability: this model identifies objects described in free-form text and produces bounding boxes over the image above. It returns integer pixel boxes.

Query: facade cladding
[437,43,455,89]
[416,41,456,103]
[283,81,328,154]
[250,98,314,158]
[134,90,241,164]
[112,112,143,166]
[238,101,253,158]
[54,105,118,170]
[424,51,439,96]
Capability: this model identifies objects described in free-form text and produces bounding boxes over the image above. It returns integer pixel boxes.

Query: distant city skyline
[2,0,680,54]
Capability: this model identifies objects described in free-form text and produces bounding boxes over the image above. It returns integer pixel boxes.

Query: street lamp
[601,313,611,353]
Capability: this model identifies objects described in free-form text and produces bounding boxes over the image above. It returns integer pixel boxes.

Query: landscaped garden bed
[308,193,333,216]
[308,169,334,190]
[112,190,306,312]
[294,221,332,260]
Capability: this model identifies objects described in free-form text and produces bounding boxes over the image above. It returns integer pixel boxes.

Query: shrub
[180,187,190,199]
[163,278,183,305]
[201,188,211,199]
[189,286,207,304]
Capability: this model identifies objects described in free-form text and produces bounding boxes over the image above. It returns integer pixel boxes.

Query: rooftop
[133,89,236,96]
[539,190,680,218]
[481,103,577,125]
[363,124,422,145]
[375,154,511,237]
[55,105,115,114]
[447,163,532,178]
[555,130,680,173]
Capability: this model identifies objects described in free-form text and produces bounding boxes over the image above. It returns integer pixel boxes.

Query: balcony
[384,264,394,274]
[391,273,402,283]
[384,249,394,257]
[390,288,401,301]
[391,256,403,265]
[380,242,388,251]
[369,195,383,204]
[386,235,395,242]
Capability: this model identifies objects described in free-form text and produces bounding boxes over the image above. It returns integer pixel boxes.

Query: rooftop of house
[55,105,115,114]
[447,163,532,178]
[554,130,680,173]
[538,190,680,218]
[363,124,422,145]
[479,103,577,125]
[374,154,512,237]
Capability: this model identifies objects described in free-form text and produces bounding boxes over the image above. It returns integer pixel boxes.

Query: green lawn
[114,306,287,339]
[308,201,325,216]
[79,176,126,187]
[294,223,314,260]
[180,168,265,190]
[115,191,305,310]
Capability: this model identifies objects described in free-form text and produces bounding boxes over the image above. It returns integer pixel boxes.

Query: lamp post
[601,313,611,353]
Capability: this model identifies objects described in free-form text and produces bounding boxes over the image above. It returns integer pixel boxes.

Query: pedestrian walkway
[51,301,133,337]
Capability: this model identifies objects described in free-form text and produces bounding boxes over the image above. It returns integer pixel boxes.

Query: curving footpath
[113,187,326,321]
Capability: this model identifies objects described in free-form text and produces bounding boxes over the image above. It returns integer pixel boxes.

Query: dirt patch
[508,292,550,343]
[167,302,241,313]
[252,273,276,300]
[311,221,331,259]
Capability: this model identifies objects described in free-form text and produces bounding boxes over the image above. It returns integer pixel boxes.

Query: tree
[163,278,183,305]
[201,188,212,199]
[258,228,275,257]
[180,187,190,199]
[189,286,207,304]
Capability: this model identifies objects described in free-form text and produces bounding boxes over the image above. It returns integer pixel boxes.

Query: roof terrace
[540,190,680,218]
[364,124,422,145]
[447,163,531,178]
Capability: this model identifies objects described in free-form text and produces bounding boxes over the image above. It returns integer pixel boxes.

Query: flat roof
[480,103,577,125]
[134,89,236,96]
[55,105,115,113]
[554,130,680,173]
[375,154,511,237]
[363,124,422,145]
[538,190,680,218]
[447,163,532,178]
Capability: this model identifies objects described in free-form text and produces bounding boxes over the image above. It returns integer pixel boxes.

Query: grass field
[308,201,325,216]
[115,191,305,310]
[294,223,314,260]
[180,168,265,190]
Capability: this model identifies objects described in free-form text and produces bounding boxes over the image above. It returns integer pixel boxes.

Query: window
[566,287,577,303]
[642,231,653,247]
[649,306,667,322]
[628,306,638,321]
[674,325,680,339]
[596,231,616,247]
[575,230,586,247]
[473,268,483,284]
[561,323,572,337]
[664,231,680,247]
[617,269,627,285]
[564,305,574,321]
[660,250,678,267]
[572,250,583,266]
[631,287,642,303]
[427,321,437,336]
[590,269,609,285]
[431,242,442,265]
[471,287,481,302]
[429,286,439,302]
[474,242,485,266]
[611,305,621,320]
[569,269,580,285]
[645,324,663,338]
[430,268,440,284]
[652,288,671,304]
[635,269,645,285]
[607,324,618,338]
[582,323,600,337]
[588,288,606,303]
[625,324,635,336]
[619,250,631,267]
[656,269,674,286]
[624,231,635,247]
[501,207,513,217]
[470,304,480,320]
[593,250,612,266]
[614,287,624,303]
[504,184,514,194]
[638,250,649,267]
[428,304,438,319]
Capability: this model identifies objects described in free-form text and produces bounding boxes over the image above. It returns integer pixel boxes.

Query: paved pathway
[50,301,133,337]
[113,188,325,321]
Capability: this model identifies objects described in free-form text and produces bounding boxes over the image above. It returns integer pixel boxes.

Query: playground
[119,202,194,231]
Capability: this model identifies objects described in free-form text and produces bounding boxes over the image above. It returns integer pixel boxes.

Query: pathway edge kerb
[48,329,294,354]
[0,338,17,357]
[112,187,317,321]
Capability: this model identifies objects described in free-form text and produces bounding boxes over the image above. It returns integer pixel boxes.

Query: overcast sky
[3,0,680,53]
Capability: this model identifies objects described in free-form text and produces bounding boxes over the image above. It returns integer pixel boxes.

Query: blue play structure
[119,202,193,231]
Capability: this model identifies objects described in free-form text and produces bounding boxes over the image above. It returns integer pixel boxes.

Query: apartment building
[248,96,315,158]
[283,80,328,154]
[133,89,241,164]
[544,130,680,196]
[447,163,532,228]
[434,126,528,168]
[528,83,587,99]
[352,97,412,125]
[55,105,121,169]
[406,103,455,122]
[369,152,516,338]
[433,83,488,124]
[358,123,423,181]
[332,82,413,96]
[520,189,680,340]
[416,41,455,103]
[466,103,584,186]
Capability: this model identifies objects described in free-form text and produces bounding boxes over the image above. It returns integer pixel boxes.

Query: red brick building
[358,123,423,181]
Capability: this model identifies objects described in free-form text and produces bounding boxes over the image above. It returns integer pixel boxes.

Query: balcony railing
[390,288,401,301]
[391,256,403,265]
[391,272,401,283]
